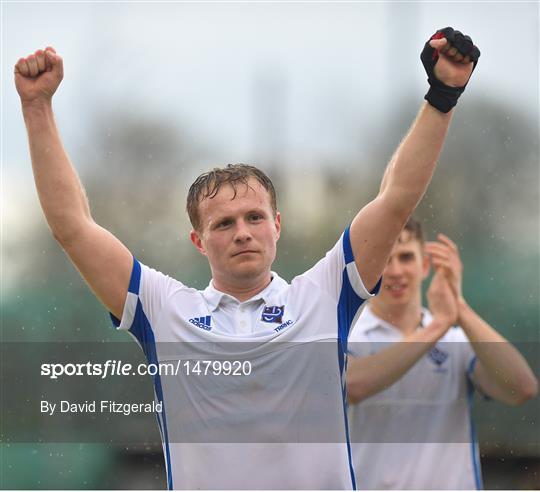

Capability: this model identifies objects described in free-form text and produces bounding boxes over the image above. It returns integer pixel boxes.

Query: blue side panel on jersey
[338,226,363,490]
[466,357,483,490]
[130,300,174,490]
[338,271,365,361]
[337,341,357,490]
[105,256,173,488]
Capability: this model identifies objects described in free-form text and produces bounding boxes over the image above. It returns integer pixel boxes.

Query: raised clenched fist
[15,47,64,105]
[421,27,480,113]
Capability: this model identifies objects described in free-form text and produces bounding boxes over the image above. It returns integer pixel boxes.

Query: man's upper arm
[349,194,406,292]
[60,220,133,320]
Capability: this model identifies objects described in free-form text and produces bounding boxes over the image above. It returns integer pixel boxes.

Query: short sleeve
[110,257,182,332]
[301,226,381,346]
[301,226,381,302]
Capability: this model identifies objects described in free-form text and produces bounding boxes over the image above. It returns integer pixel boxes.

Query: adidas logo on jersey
[189,316,212,331]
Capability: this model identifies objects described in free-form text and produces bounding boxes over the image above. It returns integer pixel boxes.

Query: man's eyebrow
[209,214,233,225]
[208,206,268,225]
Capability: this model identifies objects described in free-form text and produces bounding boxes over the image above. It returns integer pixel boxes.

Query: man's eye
[400,253,415,262]
[217,220,232,228]
[249,214,263,221]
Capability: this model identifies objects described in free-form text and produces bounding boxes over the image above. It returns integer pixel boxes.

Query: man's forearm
[459,300,538,403]
[347,318,449,403]
[380,103,452,217]
[23,100,92,243]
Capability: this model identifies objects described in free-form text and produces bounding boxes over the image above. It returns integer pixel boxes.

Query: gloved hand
[421,27,480,113]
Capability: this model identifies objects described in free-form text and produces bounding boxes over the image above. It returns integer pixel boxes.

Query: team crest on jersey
[189,315,212,331]
[428,345,449,372]
[261,305,284,324]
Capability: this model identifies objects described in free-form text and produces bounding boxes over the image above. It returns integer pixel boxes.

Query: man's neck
[369,300,423,336]
[212,272,273,302]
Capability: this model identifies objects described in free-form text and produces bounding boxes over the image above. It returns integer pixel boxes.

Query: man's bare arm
[350,31,478,292]
[426,234,538,405]
[458,303,538,405]
[16,48,132,319]
[347,268,456,403]
[351,103,451,291]
[347,320,444,404]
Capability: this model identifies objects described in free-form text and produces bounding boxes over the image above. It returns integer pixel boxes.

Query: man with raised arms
[17,28,480,489]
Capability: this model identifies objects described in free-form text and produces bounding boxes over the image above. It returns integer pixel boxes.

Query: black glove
[421,27,480,113]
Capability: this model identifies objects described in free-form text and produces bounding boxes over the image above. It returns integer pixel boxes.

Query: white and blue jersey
[348,306,483,490]
[111,227,379,489]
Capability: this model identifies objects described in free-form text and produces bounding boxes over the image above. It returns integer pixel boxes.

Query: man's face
[373,231,429,308]
[190,178,281,286]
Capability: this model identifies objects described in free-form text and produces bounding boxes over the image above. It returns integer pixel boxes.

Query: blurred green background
[2,1,539,489]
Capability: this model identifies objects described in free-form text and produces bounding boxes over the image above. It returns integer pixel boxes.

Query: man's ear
[274,212,281,241]
[190,229,207,256]
[422,251,430,280]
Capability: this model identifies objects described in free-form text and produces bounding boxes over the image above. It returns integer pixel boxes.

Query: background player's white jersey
[111,227,378,489]
[348,306,482,490]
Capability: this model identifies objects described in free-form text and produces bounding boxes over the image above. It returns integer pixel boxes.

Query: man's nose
[385,258,403,277]
[234,220,252,242]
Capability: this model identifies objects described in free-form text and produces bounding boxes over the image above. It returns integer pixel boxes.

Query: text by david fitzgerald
[41,400,162,416]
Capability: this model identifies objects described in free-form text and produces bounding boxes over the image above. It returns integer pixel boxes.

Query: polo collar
[202,272,287,312]
[357,305,390,334]
[361,305,433,334]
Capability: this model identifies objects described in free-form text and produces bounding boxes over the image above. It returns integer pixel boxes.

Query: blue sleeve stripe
[128,257,142,295]
[109,313,121,327]
[370,277,382,296]
[338,225,367,348]
[343,226,382,298]
[337,270,365,356]
[109,257,141,329]
[343,225,354,264]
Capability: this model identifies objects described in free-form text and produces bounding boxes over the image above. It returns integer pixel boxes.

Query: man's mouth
[232,250,258,257]
[384,283,407,293]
